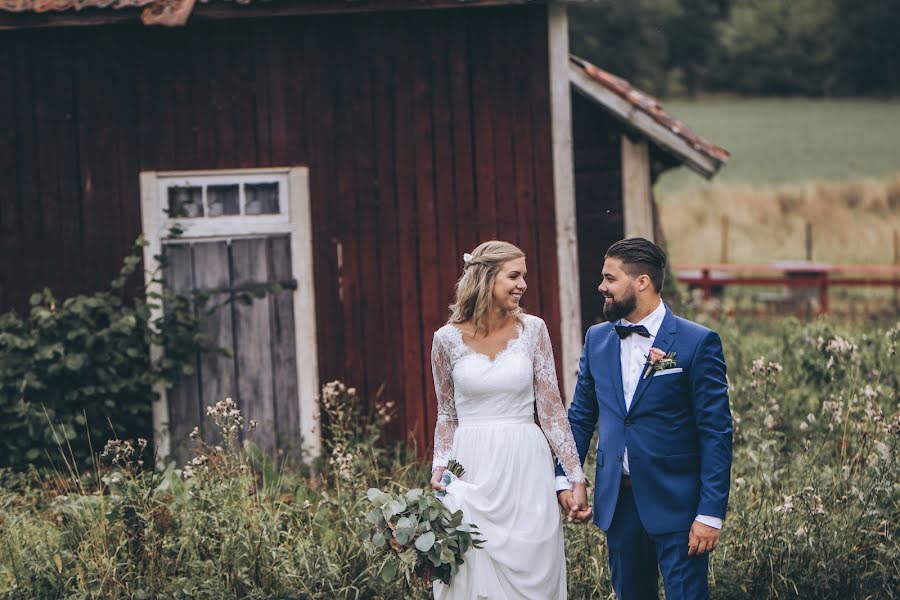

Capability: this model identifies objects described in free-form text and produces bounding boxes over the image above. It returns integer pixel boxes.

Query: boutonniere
[643,347,676,379]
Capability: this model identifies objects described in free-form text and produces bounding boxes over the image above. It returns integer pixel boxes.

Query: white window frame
[139,167,320,465]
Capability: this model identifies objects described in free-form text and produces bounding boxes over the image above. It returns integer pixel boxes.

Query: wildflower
[303,500,312,510]
[189,427,200,440]
[774,495,794,513]
[794,526,807,538]
[799,421,809,431]
[764,414,777,430]
[182,465,195,480]
[249,419,258,430]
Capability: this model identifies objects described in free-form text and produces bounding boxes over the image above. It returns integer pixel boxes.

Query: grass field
[657,98,900,192]
[653,98,900,267]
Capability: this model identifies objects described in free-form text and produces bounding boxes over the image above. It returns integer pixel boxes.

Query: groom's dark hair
[605,238,666,293]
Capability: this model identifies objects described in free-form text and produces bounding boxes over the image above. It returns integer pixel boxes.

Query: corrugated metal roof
[570,54,730,178]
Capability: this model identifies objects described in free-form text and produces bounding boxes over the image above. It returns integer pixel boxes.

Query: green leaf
[379,560,399,582]
[414,531,436,552]
[367,488,382,502]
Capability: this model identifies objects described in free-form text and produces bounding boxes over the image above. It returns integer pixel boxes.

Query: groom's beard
[603,288,637,322]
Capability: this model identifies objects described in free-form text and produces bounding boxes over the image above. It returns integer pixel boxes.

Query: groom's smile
[599,258,639,322]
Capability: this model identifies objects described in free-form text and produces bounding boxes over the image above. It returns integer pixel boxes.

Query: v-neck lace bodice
[430,314,585,483]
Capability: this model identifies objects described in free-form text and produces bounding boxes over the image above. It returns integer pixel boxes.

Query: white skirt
[434,416,567,600]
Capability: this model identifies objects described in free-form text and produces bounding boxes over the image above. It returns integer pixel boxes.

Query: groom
[557,238,732,599]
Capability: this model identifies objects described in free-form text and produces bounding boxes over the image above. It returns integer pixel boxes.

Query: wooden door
[164,236,300,461]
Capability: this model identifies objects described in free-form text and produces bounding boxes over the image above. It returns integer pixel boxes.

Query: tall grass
[0,318,898,599]
[658,175,900,265]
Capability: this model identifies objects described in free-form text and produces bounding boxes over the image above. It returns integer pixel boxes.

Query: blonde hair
[448,241,526,332]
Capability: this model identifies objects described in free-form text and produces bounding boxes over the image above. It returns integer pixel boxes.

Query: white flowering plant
[362,483,483,587]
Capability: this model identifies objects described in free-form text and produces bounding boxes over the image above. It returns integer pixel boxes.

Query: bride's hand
[430,467,447,492]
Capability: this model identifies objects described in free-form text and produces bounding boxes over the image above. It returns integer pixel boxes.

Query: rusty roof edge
[569,54,730,178]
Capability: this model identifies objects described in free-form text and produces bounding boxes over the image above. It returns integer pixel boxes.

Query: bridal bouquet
[361,462,483,586]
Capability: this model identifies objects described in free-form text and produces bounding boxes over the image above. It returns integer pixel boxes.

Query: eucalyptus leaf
[414,531,436,552]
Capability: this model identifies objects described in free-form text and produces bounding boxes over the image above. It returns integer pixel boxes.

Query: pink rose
[648,347,666,363]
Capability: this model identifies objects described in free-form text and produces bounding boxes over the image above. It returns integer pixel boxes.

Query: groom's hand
[688,520,720,556]
[558,483,593,524]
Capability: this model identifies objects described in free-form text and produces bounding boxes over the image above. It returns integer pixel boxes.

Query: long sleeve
[533,320,586,483]
[689,330,733,520]
[431,331,458,472]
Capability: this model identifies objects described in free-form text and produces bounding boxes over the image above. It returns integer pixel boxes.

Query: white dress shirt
[557,300,722,529]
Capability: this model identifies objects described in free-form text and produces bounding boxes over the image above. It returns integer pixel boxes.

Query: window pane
[244,182,280,215]
[207,184,239,217]
[167,186,203,218]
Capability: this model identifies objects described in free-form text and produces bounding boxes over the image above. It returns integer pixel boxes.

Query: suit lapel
[599,326,627,416]
[627,307,678,415]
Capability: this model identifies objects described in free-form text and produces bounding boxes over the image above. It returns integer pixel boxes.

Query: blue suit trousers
[606,485,710,600]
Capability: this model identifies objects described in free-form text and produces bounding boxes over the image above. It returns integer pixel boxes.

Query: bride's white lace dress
[431,314,585,600]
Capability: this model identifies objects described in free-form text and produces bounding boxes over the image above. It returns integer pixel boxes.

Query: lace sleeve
[431,330,458,472]
[533,319,586,483]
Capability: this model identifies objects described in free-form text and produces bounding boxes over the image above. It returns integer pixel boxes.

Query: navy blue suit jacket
[556,306,733,535]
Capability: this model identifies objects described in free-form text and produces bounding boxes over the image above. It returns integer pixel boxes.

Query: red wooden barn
[0,0,728,462]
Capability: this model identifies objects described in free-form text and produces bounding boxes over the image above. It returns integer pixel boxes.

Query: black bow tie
[615,324,651,339]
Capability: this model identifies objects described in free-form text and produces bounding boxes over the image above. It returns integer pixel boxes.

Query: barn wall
[0,5,560,450]
[571,90,627,333]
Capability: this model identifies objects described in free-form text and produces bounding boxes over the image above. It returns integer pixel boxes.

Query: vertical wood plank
[269,235,300,457]
[231,24,260,169]
[411,15,442,439]
[390,15,426,449]
[486,13,518,246]
[230,238,276,456]
[508,10,540,314]
[11,37,42,312]
[448,14,478,259]
[252,24,273,168]
[371,16,404,440]
[210,26,237,168]
[348,17,386,413]
[430,15,460,323]
[332,17,365,397]
[545,4,575,394]
[162,243,202,460]
[0,39,20,309]
[265,26,290,166]
[304,17,342,396]
[467,16,497,241]
[621,136,654,241]
[192,241,236,437]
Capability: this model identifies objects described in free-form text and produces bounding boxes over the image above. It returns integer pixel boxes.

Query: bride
[429,240,587,599]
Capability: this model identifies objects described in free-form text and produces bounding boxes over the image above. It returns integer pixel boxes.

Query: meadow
[1,316,897,599]
[653,98,900,269]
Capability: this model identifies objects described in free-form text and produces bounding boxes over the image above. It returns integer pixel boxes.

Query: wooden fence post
[894,229,899,311]
[805,221,813,261]
[720,215,729,263]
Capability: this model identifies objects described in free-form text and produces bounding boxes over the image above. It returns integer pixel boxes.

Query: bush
[0,319,898,599]
[0,236,253,472]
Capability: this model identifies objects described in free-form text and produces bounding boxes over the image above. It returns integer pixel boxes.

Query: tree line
[569,0,900,97]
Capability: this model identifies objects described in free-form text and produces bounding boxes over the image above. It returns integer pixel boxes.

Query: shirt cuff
[695,514,723,529]
[555,476,574,493]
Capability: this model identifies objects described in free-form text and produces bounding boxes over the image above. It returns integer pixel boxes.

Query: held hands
[557,482,592,524]
[430,467,447,492]
[688,520,721,556]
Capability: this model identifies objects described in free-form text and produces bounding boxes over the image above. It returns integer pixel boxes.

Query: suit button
[624,419,632,426]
